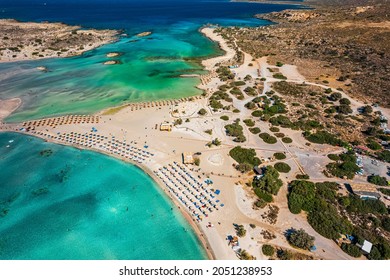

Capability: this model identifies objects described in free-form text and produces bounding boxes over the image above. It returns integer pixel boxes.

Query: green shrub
[245,101,256,110]
[254,189,273,202]
[233,81,246,86]
[346,195,387,215]
[269,115,292,128]
[253,166,283,196]
[270,127,280,132]
[243,119,255,127]
[216,66,234,81]
[274,162,291,173]
[367,175,388,186]
[273,73,287,80]
[329,92,342,101]
[367,141,382,151]
[259,133,277,144]
[249,127,261,134]
[341,243,362,258]
[244,87,257,96]
[174,118,183,125]
[262,245,275,256]
[382,217,390,232]
[251,110,263,117]
[379,188,390,196]
[225,120,246,142]
[288,228,315,250]
[377,150,390,163]
[282,137,293,143]
[328,154,340,161]
[198,108,207,115]
[339,98,351,105]
[296,174,310,180]
[274,152,286,160]
[220,115,229,121]
[229,146,261,168]
[209,99,224,111]
[255,199,268,208]
[326,151,359,179]
[304,131,346,146]
[235,224,246,237]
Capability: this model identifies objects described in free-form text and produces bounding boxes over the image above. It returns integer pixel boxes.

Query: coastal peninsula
[0,19,118,63]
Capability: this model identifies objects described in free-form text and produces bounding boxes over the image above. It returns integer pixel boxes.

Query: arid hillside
[233,0,390,107]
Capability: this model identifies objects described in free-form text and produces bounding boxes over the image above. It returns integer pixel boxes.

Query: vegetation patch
[367,175,388,186]
[273,152,286,160]
[262,244,275,256]
[259,133,277,144]
[225,119,246,143]
[253,166,283,197]
[304,130,346,147]
[287,228,315,250]
[243,119,255,127]
[273,73,287,80]
[325,151,359,179]
[249,127,261,134]
[282,137,293,143]
[220,115,229,121]
[229,146,261,171]
[274,162,291,173]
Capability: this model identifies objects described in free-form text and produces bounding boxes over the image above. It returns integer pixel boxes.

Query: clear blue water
[0,0,302,122]
[0,132,207,260]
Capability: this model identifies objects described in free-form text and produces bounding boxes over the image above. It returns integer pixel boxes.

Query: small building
[160,122,172,132]
[254,166,264,176]
[361,240,373,254]
[351,184,381,200]
[354,145,370,154]
[182,152,195,164]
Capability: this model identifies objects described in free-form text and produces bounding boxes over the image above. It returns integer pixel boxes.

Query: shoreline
[0,129,215,260]
[0,98,22,121]
[0,28,235,260]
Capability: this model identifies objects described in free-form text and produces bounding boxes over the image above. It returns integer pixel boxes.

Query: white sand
[0,98,21,121]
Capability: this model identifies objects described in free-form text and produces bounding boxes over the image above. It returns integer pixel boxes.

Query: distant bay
[0,0,302,122]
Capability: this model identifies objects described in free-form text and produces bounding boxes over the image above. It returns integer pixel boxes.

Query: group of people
[154,161,223,223]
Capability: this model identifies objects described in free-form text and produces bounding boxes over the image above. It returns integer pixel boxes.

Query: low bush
[274,152,286,160]
[259,133,277,144]
[249,127,261,134]
[274,162,291,173]
[262,245,275,256]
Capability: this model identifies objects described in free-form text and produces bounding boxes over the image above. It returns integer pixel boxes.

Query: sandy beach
[0,98,22,121]
[2,26,384,261]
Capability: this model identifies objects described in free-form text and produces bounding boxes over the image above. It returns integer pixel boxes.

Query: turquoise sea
[0,0,302,122]
[0,132,207,259]
[0,0,303,260]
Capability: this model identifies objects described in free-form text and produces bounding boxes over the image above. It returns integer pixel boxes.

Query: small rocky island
[0,19,119,63]
[136,31,152,37]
